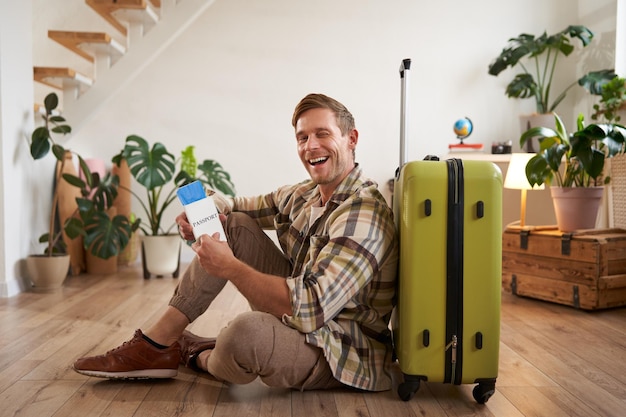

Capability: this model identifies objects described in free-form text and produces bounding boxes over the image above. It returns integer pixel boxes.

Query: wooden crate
[502,227,626,310]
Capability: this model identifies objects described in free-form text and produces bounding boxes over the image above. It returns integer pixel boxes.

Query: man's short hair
[292,93,355,136]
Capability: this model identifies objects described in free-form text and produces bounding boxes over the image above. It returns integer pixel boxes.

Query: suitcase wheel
[472,381,496,404]
[397,375,421,401]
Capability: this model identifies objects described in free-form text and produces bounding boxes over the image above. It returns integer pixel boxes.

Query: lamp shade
[504,153,545,190]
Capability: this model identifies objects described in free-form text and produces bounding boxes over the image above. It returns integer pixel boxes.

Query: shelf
[445,153,512,163]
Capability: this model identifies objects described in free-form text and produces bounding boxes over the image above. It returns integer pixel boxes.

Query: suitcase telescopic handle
[399,58,411,171]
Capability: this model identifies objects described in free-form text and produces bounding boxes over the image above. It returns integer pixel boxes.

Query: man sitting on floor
[73,93,398,392]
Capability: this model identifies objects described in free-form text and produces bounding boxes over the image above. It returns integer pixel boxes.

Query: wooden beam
[85,0,152,36]
[33,67,93,90]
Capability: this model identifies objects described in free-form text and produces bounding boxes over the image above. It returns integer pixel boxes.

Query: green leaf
[563,25,594,47]
[578,69,617,95]
[64,217,85,239]
[49,115,66,123]
[83,212,132,259]
[44,93,59,114]
[30,127,51,159]
[51,125,71,134]
[553,113,569,144]
[122,135,176,191]
[488,33,537,75]
[174,170,195,187]
[520,126,557,149]
[585,149,605,179]
[197,159,236,197]
[180,146,197,178]
[51,144,66,161]
[505,73,538,99]
[76,155,93,189]
[525,154,551,187]
[62,173,86,189]
[545,143,569,173]
[90,172,119,211]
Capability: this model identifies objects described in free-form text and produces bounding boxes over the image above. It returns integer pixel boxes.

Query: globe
[453,117,473,140]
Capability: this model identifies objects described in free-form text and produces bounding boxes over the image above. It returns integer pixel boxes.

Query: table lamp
[504,153,544,228]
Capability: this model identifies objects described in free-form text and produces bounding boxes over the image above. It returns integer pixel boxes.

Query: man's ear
[348,129,359,149]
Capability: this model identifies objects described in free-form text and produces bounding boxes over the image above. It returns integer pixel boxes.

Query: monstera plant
[112,135,235,278]
[488,25,615,114]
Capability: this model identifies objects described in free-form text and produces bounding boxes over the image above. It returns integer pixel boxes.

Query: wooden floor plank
[501,294,626,401]
[480,387,525,417]
[500,319,625,417]
[292,389,339,417]
[0,379,85,417]
[427,382,494,416]
[333,391,370,417]
[496,342,557,388]
[498,386,602,417]
[98,381,152,417]
[51,379,125,417]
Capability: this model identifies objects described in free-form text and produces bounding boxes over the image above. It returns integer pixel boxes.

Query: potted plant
[488,25,616,151]
[112,135,235,279]
[27,92,135,290]
[520,112,626,232]
[64,169,138,274]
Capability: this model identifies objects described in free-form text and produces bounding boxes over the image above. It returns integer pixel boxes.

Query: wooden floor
[1,264,625,417]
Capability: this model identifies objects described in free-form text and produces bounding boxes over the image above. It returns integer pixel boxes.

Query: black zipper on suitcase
[445,159,464,385]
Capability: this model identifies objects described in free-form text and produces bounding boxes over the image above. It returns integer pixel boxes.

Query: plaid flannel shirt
[214,165,398,391]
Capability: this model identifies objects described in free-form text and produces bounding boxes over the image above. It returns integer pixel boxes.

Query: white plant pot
[141,234,181,278]
[25,254,70,292]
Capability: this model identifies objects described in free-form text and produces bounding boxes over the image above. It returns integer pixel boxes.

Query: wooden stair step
[86,0,159,37]
[48,30,126,64]
[33,67,94,90]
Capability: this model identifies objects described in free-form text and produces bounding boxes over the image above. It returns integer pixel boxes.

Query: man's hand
[192,233,238,280]
[183,213,292,318]
[175,212,195,242]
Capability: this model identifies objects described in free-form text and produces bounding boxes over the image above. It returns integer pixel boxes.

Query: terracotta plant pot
[86,252,118,275]
[551,186,604,232]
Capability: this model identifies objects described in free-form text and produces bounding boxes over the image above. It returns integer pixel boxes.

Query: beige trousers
[169,213,344,390]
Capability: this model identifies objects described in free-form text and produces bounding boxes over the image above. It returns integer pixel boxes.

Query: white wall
[0,0,45,296]
[0,0,619,295]
[617,0,626,74]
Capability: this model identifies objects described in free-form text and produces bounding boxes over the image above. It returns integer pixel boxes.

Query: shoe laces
[105,330,143,355]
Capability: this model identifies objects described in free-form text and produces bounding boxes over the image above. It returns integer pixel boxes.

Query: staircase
[34,0,216,132]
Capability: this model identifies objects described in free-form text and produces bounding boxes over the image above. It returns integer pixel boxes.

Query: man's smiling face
[295,108,358,202]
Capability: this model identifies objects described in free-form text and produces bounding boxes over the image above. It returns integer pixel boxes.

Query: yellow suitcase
[392,59,503,403]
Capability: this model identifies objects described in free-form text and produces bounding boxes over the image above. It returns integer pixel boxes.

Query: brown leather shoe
[73,329,180,379]
[179,330,216,372]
